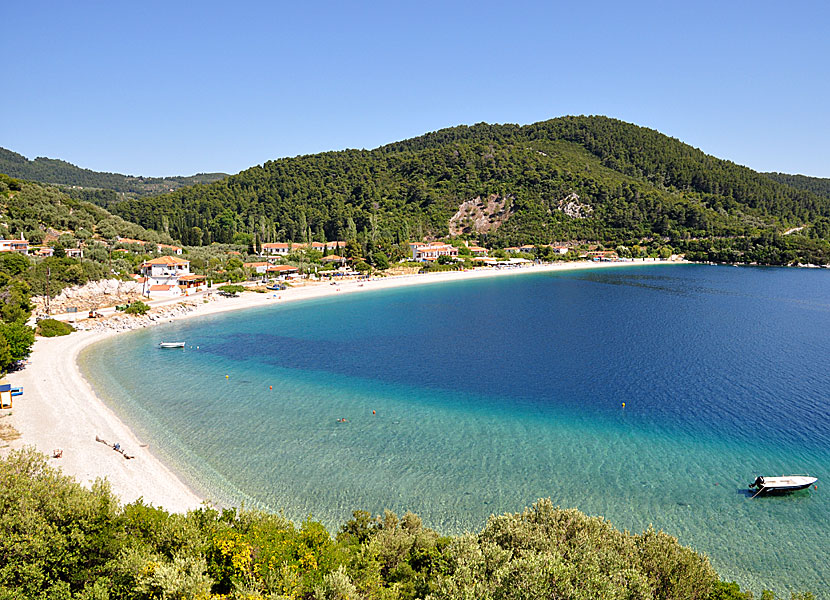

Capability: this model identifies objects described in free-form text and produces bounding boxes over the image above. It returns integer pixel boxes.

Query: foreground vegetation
[0,449,812,600]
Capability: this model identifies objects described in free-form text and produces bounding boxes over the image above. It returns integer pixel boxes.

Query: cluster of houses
[0,235,183,260]
[260,241,346,257]
[504,244,570,255]
[0,237,82,258]
[3,229,627,300]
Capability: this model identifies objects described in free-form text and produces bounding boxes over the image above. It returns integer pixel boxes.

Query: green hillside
[0,147,227,198]
[764,172,830,201]
[111,116,830,264]
[0,174,175,247]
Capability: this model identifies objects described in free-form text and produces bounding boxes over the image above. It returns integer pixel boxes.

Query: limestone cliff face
[448,194,513,235]
[556,192,593,219]
[31,279,145,316]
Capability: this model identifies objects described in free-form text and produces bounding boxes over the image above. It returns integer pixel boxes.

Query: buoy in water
[621,402,626,408]
[225,375,229,379]
[269,385,272,390]
[372,410,376,414]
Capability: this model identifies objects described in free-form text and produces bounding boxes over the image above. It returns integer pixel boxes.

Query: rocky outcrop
[449,194,513,235]
[556,192,593,219]
[31,279,145,317]
[73,302,202,333]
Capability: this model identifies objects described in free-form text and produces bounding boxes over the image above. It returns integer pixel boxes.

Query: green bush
[217,284,245,295]
[36,318,75,337]
[124,301,150,315]
[0,451,808,600]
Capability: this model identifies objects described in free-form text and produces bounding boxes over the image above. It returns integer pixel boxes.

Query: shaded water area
[81,264,830,596]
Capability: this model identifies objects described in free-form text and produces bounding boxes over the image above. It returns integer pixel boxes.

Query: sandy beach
[1,259,684,512]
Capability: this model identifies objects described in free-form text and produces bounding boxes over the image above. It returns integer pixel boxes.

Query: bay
[80,264,830,596]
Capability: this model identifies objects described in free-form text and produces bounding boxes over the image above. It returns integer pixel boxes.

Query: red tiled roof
[148,284,172,291]
[267,265,298,272]
[141,256,189,266]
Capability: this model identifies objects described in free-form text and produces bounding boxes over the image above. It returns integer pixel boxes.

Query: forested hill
[111,116,830,261]
[0,147,227,197]
[764,172,830,201]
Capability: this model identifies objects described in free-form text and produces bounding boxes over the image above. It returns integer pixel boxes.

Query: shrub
[124,301,150,315]
[36,318,75,337]
[218,284,245,295]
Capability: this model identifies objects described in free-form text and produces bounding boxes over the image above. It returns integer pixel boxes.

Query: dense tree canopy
[0,448,806,600]
[104,116,830,265]
[0,147,227,197]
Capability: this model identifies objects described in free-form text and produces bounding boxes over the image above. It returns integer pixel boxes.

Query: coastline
[1,259,685,512]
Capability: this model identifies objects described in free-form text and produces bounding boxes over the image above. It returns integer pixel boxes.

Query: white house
[139,256,191,298]
[244,261,269,274]
[261,242,291,256]
[411,242,459,262]
[0,239,29,254]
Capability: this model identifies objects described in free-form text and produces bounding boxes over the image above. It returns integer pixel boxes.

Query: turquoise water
[80,264,830,596]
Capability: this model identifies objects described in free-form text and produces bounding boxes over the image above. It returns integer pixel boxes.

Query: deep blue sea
[80,264,830,597]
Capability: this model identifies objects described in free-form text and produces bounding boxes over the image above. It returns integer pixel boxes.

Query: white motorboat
[158,342,185,349]
[749,475,818,495]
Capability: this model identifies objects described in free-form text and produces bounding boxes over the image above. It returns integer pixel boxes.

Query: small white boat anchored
[158,342,185,349]
[749,475,818,497]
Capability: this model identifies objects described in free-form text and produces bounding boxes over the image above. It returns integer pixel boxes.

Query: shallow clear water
[81,264,830,596]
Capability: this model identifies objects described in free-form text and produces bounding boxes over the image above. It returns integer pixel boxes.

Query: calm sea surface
[80,264,830,596]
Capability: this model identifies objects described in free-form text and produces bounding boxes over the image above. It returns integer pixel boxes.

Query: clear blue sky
[3,1,830,177]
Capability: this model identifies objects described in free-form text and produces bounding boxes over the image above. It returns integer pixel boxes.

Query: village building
[584,250,619,261]
[139,256,203,298]
[261,242,291,256]
[410,241,459,262]
[320,254,347,265]
[311,241,346,253]
[65,248,83,259]
[266,264,299,279]
[0,239,29,254]
[244,262,269,274]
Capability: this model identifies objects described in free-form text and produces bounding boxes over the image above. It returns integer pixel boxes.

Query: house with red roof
[261,242,291,256]
[139,256,201,297]
[0,239,29,254]
[266,264,299,279]
[411,241,458,262]
[244,261,269,274]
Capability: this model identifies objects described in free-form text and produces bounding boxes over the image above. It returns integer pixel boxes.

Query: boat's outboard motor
[750,476,764,489]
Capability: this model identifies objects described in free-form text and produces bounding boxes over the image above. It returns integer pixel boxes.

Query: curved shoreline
[1,259,685,512]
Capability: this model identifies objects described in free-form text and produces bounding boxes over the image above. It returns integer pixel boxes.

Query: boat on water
[158,342,185,349]
[749,475,818,495]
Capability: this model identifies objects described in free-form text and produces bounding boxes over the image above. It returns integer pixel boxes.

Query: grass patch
[0,421,20,441]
